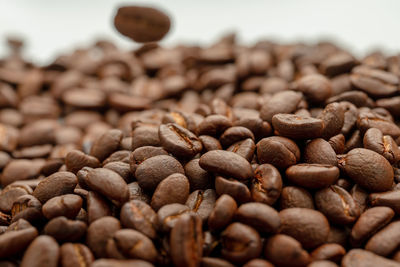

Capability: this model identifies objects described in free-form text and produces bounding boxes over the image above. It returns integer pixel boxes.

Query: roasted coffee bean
[184,159,213,191]
[350,206,394,247]
[256,136,300,169]
[208,194,237,231]
[199,135,223,151]
[159,123,202,158]
[250,164,282,205]
[186,189,216,222]
[235,202,280,234]
[272,113,325,139]
[87,191,112,223]
[43,216,87,242]
[357,111,400,138]
[131,123,160,150]
[129,146,168,173]
[91,259,154,267]
[157,203,191,232]
[86,216,121,258]
[1,159,43,187]
[103,161,131,182]
[170,213,203,267]
[11,194,42,223]
[318,102,345,139]
[215,176,251,203]
[114,5,171,43]
[339,148,394,192]
[89,129,123,161]
[259,90,303,123]
[0,184,32,213]
[199,150,253,180]
[264,234,311,267]
[106,229,157,262]
[226,138,255,162]
[135,155,184,191]
[151,173,190,211]
[127,182,151,203]
[342,249,400,267]
[20,235,59,267]
[201,257,235,267]
[219,126,254,148]
[286,164,339,189]
[294,74,332,103]
[234,116,272,141]
[65,150,100,174]
[279,186,315,209]
[221,222,262,264]
[363,128,400,164]
[329,133,346,154]
[120,200,157,239]
[365,221,400,256]
[279,208,330,249]
[42,194,82,219]
[33,171,77,203]
[311,243,346,263]
[243,259,274,267]
[0,226,38,258]
[308,260,339,267]
[369,190,400,214]
[304,138,338,166]
[315,185,360,225]
[60,243,94,267]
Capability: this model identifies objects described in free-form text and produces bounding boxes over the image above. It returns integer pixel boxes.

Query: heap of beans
[1,6,400,267]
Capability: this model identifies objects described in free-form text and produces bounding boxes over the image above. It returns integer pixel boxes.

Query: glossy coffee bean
[215,176,251,203]
[256,136,300,169]
[120,200,157,239]
[286,164,339,189]
[279,186,315,209]
[42,194,82,219]
[20,235,59,267]
[311,243,346,263]
[365,221,400,256]
[250,164,282,205]
[186,189,216,222]
[363,128,400,164]
[0,226,38,258]
[342,249,400,267]
[272,114,325,139]
[304,138,338,166]
[60,243,94,267]
[184,159,213,191]
[43,216,87,242]
[208,194,237,231]
[33,171,77,203]
[86,216,121,258]
[369,190,400,214]
[235,202,280,234]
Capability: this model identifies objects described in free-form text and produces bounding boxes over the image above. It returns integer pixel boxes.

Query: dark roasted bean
[286,164,339,189]
[20,235,59,267]
[256,136,300,169]
[272,114,325,139]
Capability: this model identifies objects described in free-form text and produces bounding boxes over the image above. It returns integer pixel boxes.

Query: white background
[0,0,399,64]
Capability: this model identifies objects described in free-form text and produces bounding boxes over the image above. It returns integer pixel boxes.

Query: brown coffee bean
[1,159,43,187]
[184,159,213,191]
[272,114,325,139]
[279,186,315,209]
[86,191,112,224]
[308,260,339,267]
[365,221,400,256]
[157,203,191,232]
[65,150,100,174]
[227,138,255,162]
[44,216,87,242]
[0,226,38,258]
[357,111,400,138]
[219,126,254,148]
[135,155,184,191]
[18,120,58,148]
[20,235,59,267]
[131,123,160,150]
[208,194,237,231]
[215,176,251,203]
[120,200,157,239]
[350,206,394,247]
[199,150,253,180]
[221,222,262,264]
[304,138,338,166]
[235,202,280,234]
[329,133,346,154]
[89,129,123,161]
[91,259,154,267]
[199,135,222,151]
[243,259,274,267]
[114,5,170,43]
[186,189,216,222]
[363,128,400,164]
[260,90,303,123]
[311,243,346,263]
[201,257,235,267]
[170,213,203,267]
[256,136,300,169]
[286,164,339,189]
[151,173,190,211]
[86,216,121,258]
[250,164,282,205]
[159,123,202,158]
[60,243,94,267]
[264,234,310,267]
[294,74,332,103]
[339,148,394,192]
[42,194,82,219]
[279,208,330,249]
[0,184,32,213]
[127,182,150,203]
[33,171,77,203]
[369,190,400,214]
[318,102,345,139]
[342,249,400,267]
[11,194,42,223]
[129,146,168,173]
[315,185,360,225]
[106,229,157,262]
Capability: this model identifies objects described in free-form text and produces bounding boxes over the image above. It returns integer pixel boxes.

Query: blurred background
[0,0,399,64]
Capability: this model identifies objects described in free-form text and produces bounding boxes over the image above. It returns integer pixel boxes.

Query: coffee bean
[42,194,82,219]
[129,146,168,174]
[286,164,339,189]
[197,115,232,137]
[199,150,253,180]
[44,216,87,242]
[259,90,303,123]
[256,136,300,169]
[235,202,280,234]
[279,208,330,249]
[135,155,184,191]
[151,173,190,211]
[243,259,274,267]
[311,243,346,263]
[201,257,235,267]
[339,148,394,192]
[199,135,223,151]
[114,5,171,43]
[120,200,157,239]
[159,123,202,158]
[0,226,38,258]
[0,184,32,213]
[208,194,237,231]
[272,114,325,139]
[170,213,203,267]
[250,164,282,205]
[33,171,77,203]
[60,243,94,267]
[369,190,400,214]
[20,235,59,267]
[215,176,251,203]
[1,159,43,187]
[329,133,346,154]
[86,216,121,258]
[304,138,338,166]
[157,203,191,232]
[221,222,262,264]
[103,161,131,182]
[279,186,315,209]
[91,259,154,267]
[89,129,122,161]
[294,74,332,103]
[186,189,216,222]
[363,128,400,164]
[350,206,394,247]
[11,194,42,223]
[342,249,400,267]
[264,234,311,267]
[65,150,100,174]
[184,159,213,191]
[308,260,339,267]
[85,168,129,205]
[227,138,255,162]
[365,221,400,256]
[315,185,360,225]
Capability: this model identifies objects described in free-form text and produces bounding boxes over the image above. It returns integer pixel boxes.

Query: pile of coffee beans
[1,10,400,267]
